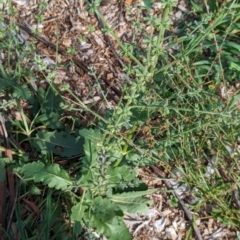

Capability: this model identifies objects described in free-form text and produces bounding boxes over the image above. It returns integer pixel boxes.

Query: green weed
[0,0,240,239]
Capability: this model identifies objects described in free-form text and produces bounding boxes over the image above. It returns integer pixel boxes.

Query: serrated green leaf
[130,108,148,125]
[83,139,98,163]
[79,128,102,143]
[92,197,123,219]
[78,136,99,185]
[89,197,131,240]
[0,158,6,182]
[32,130,84,157]
[107,166,138,184]
[0,78,11,90]
[36,112,62,129]
[108,148,123,163]
[12,84,33,103]
[42,88,63,115]
[71,202,88,221]
[110,189,157,214]
[79,129,101,174]
[22,162,72,190]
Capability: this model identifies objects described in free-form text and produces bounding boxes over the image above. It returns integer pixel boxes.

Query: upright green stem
[150,4,171,74]
[113,121,138,167]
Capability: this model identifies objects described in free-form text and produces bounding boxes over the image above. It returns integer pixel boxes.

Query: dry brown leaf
[22,199,41,218]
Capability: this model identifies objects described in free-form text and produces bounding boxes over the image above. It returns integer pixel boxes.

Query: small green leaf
[224,40,240,52]
[42,88,63,115]
[12,84,33,103]
[110,189,157,213]
[130,108,148,125]
[231,4,240,8]
[79,128,102,143]
[142,0,151,11]
[228,94,240,109]
[29,185,41,195]
[107,166,138,184]
[22,162,72,190]
[229,62,240,72]
[192,60,211,66]
[36,112,62,129]
[78,136,99,185]
[0,78,11,90]
[73,221,82,237]
[190,0,204,12]
[71,202,87,221]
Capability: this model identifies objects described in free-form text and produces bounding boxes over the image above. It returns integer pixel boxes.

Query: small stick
[95,7,125,68]
[151,165,203,240]
[3,17,122,99]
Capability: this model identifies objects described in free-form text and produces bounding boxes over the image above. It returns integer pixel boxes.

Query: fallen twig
[95,8,125,68]
[3,17,122,100]
[151,165,203,240]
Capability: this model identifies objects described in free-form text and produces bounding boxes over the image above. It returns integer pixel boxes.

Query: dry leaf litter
[1,0,239,239]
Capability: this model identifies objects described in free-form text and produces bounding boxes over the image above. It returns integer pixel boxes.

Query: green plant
[1,0,240,239]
